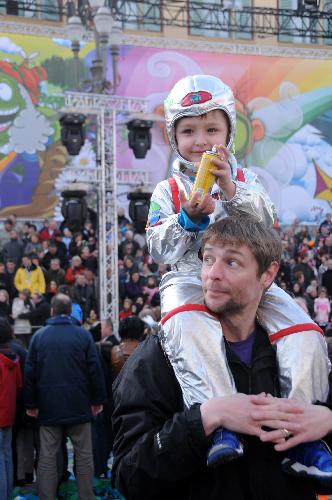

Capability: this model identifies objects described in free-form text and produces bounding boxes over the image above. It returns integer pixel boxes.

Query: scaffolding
[64,91,146,332]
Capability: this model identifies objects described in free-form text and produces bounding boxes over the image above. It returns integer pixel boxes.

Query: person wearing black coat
[24,293,106,499]
[112,331,322,500]
[18,293,51,335]
[112,218,328,500]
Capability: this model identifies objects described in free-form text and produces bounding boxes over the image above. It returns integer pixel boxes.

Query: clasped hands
[200,393,332,452]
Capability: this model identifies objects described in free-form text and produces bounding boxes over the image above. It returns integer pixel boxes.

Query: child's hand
[179,190,215,224]
[210,144,236,200]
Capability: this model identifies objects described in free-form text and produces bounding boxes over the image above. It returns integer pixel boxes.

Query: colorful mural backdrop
[0,33,332,223]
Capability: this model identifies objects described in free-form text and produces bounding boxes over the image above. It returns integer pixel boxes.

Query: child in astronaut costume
[146,74,332,482]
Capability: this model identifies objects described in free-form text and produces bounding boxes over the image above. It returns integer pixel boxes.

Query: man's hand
[26,408,39,418]
[91,404,103,417]
[210,144,236,200]
[179,189,215,224]
[250,395,332,451]
[200,393,267,437]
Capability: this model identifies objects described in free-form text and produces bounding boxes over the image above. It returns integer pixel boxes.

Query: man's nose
[208,262,224,280]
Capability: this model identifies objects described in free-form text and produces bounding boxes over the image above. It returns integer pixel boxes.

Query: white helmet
[164,74,236,167]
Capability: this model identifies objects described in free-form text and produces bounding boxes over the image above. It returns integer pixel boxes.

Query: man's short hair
[51,293,72,316]
[201,216,282,277]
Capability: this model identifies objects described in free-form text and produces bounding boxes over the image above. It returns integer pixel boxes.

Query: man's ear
[262,261,279,290]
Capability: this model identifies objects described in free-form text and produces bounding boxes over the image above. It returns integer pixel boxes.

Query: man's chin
[205,299,242,315]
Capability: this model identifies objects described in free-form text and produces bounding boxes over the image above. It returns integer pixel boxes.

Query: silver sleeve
[221,168,276,226]
[146,180,198,265]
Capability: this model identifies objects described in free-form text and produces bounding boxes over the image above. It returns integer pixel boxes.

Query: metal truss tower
[64,91,146,332]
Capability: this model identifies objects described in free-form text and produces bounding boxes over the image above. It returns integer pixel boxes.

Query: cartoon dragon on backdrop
[0,51,67,218]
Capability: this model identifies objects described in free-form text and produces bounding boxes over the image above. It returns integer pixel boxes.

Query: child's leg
[160,272,242,467]
[258,283,330,401]
[258,283,332,486]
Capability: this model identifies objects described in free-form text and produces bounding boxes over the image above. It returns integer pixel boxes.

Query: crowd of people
[0,204,169,499]
[275,212,332,334]
[2,70,332,500]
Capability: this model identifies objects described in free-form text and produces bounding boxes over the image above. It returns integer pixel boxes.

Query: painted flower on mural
[54,140,97,193]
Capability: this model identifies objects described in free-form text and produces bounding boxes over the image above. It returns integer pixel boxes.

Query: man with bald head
[25,293,106,499]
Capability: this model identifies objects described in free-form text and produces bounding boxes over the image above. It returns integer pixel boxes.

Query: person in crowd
[44,280,58,304]
[112,217,330,500]
[58,284,83,325]
[146,74,328,470]
[69,232,85,257]
[314,287,331,332]
[91,318,126,479]
[72,273,95,322]
[305,284,318,319]
[117,207,130,228]
[124,270,145,301]
[0,261,14,300]
[52,230,68,266]
[18,293,51,336]
[0,317,24,499]
[38,219,57,243]
[118,230,140,260]
[142,275,159,305]
[0,218,13,249]
[2,230,24,267]
[12,289,32,348]
[44,258,66,287]
[24,293,106,500]
[42,240,67,271]
[318,254,329,285]
[319,212,332,235]
[291,281,304,298]
[5,259,17,301]
[119,297,134,321]
[84,309,99,331]
[65,255,84,286]
[322,258,332,298]
[61,227,72,254]
[23,232,42,257]
[80,246,98,275]
[0,289,12,321]
[292,252,316,289]
[14,254,46,295]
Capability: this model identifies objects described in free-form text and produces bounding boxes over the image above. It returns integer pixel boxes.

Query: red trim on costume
[161,303,219,325]
[168,177,181,214]
[236,168,245,182]
[269,323,324,343]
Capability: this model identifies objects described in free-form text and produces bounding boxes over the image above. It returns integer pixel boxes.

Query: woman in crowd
[12,289,32,348]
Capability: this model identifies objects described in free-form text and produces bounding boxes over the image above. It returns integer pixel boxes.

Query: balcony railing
[0,0,331,43]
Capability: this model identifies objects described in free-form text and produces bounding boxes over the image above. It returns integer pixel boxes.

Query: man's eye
[203,255,213,265]
[182,129,192,134]
[228,260,238,268]
[208,128,218,133]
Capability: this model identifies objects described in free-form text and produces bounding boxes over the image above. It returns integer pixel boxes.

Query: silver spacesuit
[146,74,330,409]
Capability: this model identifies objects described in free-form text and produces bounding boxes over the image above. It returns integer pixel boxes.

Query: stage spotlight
[60,113,86,156]
[127,119,152,159]
[61,189,88,233]
[127,190,152,234]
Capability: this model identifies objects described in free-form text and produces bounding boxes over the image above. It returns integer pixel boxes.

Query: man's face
[101,320,111,338]
[175,110,229,163]
[6,261,15,272]
[50,260,60,270]
[201,242,270,315]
